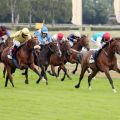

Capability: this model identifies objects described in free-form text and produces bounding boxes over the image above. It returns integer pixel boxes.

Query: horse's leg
[5,74,9,87]
[51,65,58,77]
[24,68,29,84]
[5,66,14,87]
[36,64,48,84]
[72,63,78,74]
[57,66,62,77]
[75,66,88,88]
[3,66,6,78]
[104,69,116,93]
[61,65,71,81]
[88,70,98,90]
[29,63,48,85]
[115,67,120,73]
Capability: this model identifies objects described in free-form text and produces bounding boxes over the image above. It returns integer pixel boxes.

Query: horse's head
[112,38,120,55]
[26,36,39,50]
[5,37,13,47]
[76,35,90,51]
[48,41,62,57]
[59,40,71,53]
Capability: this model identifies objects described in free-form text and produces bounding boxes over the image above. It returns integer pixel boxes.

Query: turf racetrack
[0,67,120,120]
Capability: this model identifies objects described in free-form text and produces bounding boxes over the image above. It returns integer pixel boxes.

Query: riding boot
[93,49,101,61]
[12,46,18,59]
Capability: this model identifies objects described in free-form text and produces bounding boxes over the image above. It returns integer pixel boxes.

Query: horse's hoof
[36,81,39,84]
[46,82,48,85]
[72,71,76,74]
[47,70,51,74]
[61,78,64,81]
[22,73,26,75]
[25,80,29,84]
[75,85,79,88]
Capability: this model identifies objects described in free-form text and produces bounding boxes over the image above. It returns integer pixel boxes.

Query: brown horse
[75,38,120,92]
[1,37,44,87]
[0,37,13,61]
[47,40,71,81]
[0,37,13,77]
[71,35,90,74]
[56,35,90,80]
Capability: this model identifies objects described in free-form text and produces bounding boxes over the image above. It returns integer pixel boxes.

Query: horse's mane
[102,38,119,49]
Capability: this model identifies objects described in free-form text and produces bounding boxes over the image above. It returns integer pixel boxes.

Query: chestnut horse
[0,37,13,77]
[71,35,90,74]
[75,38,120,92]
[57,35,90,76]
[1,37,44,87]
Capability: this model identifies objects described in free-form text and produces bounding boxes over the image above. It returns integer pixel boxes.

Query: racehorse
[0,37,13,77]
[47,40,71,81]
[1,37,44,87]
[75,38,120,92]
[23,41,62,84]
[71,35,90,74]
[56,35,90,80]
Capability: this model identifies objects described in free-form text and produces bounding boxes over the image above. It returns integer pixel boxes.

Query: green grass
[0,68,120,120]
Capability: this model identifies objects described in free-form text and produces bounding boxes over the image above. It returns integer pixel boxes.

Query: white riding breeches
[69,41,73,47]
[13,39,20,47]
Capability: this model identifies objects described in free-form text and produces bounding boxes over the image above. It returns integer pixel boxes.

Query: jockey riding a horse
[8,28,31,59]
[89,32,111,63]
[0,26,10,43]
[51,32,66,44]
[34,25,52,48]
[67,31,81,47]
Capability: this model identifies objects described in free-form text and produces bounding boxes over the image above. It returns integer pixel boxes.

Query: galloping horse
[0,37,13,77]
[71,35,90,74]
[56,35,90,80]
[75,38,120,92]
[1,37,44,87]
[47,40,71,81]
[23,41,62,84]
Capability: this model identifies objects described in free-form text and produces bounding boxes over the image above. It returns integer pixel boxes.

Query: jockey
[34,25,51,47]
[0,26,10,43]
[89,32,111,63]
[67,31,81,47]
[8,28,31,59]
[51,33,65,44]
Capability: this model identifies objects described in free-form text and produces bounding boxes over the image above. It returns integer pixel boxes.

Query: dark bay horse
[27,42,61,84]
[75,38,120,92]
[47,40,71,81]
[1,37,44,87]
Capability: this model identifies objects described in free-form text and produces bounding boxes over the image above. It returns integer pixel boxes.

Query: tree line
[0,0,114,25]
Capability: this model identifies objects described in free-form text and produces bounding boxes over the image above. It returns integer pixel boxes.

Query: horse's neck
[103,43,116,58]
[41,46,53,57]
[72,43,82,51]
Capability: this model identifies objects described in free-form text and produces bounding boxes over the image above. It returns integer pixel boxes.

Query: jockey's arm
[95,37,102,48]
[67,34,75,42]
